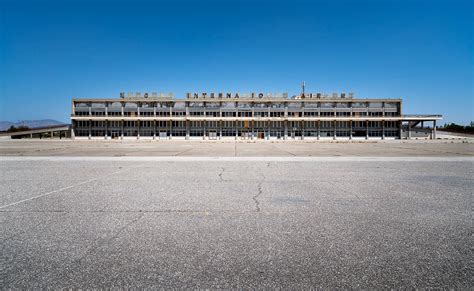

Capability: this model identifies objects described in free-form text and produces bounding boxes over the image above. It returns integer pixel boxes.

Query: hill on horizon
[0,119,67,131]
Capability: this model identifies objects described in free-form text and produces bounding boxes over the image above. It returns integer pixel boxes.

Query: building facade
[71,92,442,140]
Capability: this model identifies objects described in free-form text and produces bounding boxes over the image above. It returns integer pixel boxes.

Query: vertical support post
[408,122,412,139]
[203,120,206,140]
[349,120,353,140]
[399,121,403,140]
[169,120,173,140]
[137,120,140,139]
[219,120,222,140]
[105,120,108,139]
[433,120,437,139]
[153,120,156,140]
[88,120,92,140]
[71,121,75,140]
[365,120,369,140]
[284,121,288,140]
[251,120,254,140]
[317,120,320,140]
[50,131,54,139]
[235,120,238,140]
[333,121,336,140]
[121,120,124,139]
[382,120,385,140]
[267,120,270,140]
[186,120,190,140]
[301,121,304,140]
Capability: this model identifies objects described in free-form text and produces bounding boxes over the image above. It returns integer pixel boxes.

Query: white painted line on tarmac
[0,156,473,162]
[0,164,145,209]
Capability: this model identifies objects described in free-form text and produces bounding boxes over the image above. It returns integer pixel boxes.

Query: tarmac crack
[253,174,265,212]
[218,166,226,182]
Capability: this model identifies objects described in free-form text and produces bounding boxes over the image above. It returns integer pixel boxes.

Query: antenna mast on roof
[301,81,305,97]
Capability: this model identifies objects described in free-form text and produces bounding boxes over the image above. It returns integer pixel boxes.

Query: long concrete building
[71,91,442,140]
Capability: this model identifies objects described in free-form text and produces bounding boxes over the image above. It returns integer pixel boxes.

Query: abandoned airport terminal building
[71,91,442,140]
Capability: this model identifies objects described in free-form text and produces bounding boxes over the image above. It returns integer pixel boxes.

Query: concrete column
[88,120,92,139]
[399,121,403,140]
[153,120,156,140]
[203,120,206,140]
[121,120,124,139]
[219,120,222,140]
[105,103,108,117]
[30,133,33,139]
[365,120,369,140]
[408,123,412,139]
[137,121,140,139]
[349,121,353,140]
[235,121,238,140]
[301,121,304,140]
[267,120,270,140]
[382,121,385,140]
[186,120,190,140]
[71,122,75,140]
[251,120,254,140]
[333,121,336,140]
[284,121,288,140]
[433,120,437,139]
[169,120,173,140]
[317,120,320,140]
[105,120,108,139]
[50,131,54,139]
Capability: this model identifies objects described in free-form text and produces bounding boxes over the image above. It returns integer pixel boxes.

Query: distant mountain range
[0,119,67,131]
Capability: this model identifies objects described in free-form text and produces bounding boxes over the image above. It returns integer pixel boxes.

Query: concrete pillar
[251,120,254,140]
[365,120,369,140]
[137,121,140,139]
[399,121,403,140]
[284,121,288,140]
[301,121,304,140]
[382,121,385,140]
[121,120,124,139]
[153,120,156,140]
[105,120,108,139]
[169,120,173,140]
[235,121,238,140]
[433,120,437,139]
[186,120,190,140]
[267,120,270,140]
[50,131,54,139]
[333,121,336,140]
[349,121,353,140]
[317,121,320,140]
[219,120,222,140]
[30,133,33,139]
[408,123,412,139]
[203,120,206,140]
[88,120,92,140]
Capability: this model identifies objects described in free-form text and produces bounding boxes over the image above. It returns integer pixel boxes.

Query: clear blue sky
[0,0,472,124]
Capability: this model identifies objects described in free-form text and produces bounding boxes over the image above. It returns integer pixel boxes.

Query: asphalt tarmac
[1,157,472,288]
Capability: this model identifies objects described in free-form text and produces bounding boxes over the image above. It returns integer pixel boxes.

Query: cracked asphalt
[1,158,473,288]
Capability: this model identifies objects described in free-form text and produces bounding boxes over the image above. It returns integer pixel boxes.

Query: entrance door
[209,130,217,140]
[111,131,119,139]
[159,131,168,139]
